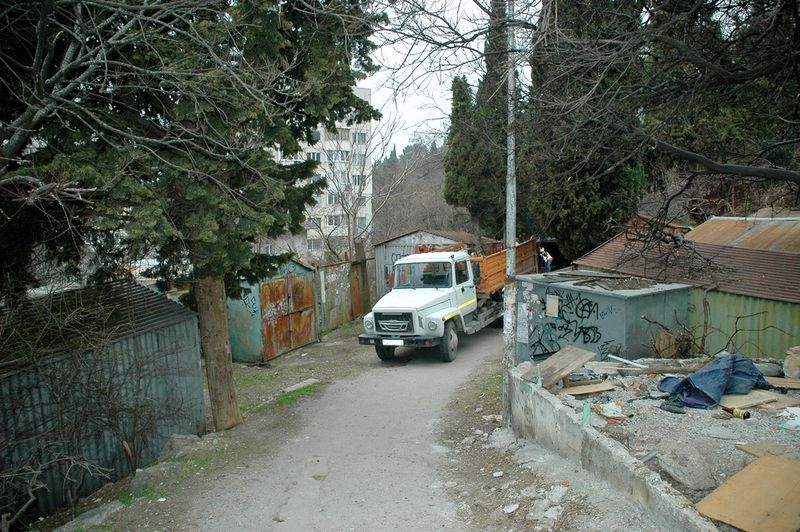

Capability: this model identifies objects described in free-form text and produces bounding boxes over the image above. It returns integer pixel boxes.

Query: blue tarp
[658,353,773,409]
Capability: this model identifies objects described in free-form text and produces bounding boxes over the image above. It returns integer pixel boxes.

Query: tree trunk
[195,275,243,431]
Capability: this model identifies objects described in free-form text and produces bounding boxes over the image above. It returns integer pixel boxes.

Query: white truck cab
[359,250,501,362]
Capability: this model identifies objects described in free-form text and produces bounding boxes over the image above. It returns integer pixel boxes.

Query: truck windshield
[394,262,452,289]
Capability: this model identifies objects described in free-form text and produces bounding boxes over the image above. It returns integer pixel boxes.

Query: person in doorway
[539,246,553,272]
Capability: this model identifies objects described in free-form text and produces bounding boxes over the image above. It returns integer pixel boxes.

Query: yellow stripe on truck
[442,298,477,321]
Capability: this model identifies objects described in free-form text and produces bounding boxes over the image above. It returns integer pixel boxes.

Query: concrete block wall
[508,362,717,532]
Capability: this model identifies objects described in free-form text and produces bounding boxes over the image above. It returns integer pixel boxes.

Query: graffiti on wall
[242,291,259,318]
[518,286,621,359]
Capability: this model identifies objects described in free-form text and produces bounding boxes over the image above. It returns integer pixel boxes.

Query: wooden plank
[557,382,614,396]
[618,365,703,377]
[767,376,800,390]
[522,345,597,389]
[735,441,795,458]
[696,455,800,532]
[719,389,779,409]
[758,393,800,411]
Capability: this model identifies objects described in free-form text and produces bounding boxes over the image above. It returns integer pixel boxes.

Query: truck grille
[375,312,414,333]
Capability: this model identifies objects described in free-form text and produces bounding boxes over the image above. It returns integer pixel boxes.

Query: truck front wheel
[375,344,396,361]
[440,321,459,362]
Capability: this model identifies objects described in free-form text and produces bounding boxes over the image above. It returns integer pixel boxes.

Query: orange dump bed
[472,241,537,296]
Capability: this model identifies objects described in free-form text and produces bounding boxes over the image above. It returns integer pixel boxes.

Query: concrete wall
[515,275,690,363]
[318,262,352,332]
[508,363,716,532]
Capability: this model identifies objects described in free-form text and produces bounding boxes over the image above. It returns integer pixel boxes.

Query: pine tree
[0,0,382,430]
[443,1,512,241]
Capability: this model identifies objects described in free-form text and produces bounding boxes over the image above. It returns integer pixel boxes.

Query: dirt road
[185,330,500,531]
[49,324,664,531]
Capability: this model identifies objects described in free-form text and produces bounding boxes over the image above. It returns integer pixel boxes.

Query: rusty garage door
[260,272,316,360]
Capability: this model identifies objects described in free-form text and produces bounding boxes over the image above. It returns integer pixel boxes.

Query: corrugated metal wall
[688,289,800,359]
[374,232,459,299]
[227,261,318,363]
[0,319,204,518]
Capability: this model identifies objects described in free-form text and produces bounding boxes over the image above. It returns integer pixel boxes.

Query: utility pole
[502,0,517,421]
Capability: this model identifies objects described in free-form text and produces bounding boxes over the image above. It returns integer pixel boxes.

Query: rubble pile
[527,345,800,531]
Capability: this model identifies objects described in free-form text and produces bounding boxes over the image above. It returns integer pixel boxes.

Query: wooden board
[767,376,800,390]
[758,393,800,411]
[735,441,795,458]
[557,382,614,396]
[696,455,800,532]
[719,389,779,409]
[522,345,597,389]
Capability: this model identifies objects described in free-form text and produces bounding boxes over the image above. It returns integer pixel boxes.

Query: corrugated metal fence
[0,283,205,520]
[689,289,800,358]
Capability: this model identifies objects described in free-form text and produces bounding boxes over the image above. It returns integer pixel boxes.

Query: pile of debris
[521,345,800,531]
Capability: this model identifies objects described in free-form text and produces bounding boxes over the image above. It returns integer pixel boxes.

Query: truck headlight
[364,318,374,330]
[427,321,437,331]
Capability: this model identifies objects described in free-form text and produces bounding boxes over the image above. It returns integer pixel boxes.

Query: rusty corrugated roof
[685,217,800,252]
[573,233,800,304]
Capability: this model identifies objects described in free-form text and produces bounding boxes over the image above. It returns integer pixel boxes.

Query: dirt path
[45,324,665,531]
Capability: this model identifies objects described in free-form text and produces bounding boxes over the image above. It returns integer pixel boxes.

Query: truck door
[454,258,477,317]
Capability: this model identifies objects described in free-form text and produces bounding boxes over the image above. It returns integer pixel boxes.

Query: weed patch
[277,383,320,404]
[119,483,164,506]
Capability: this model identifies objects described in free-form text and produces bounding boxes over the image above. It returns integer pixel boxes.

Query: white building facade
[266,87,374,264]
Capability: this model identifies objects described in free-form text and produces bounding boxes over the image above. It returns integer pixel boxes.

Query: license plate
[383,339,403,346]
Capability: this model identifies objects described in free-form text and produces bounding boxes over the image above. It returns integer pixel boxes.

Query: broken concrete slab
[53,501,123,532]
[131,461,175,490]
[656,441,718,491]
[283,378,320,393]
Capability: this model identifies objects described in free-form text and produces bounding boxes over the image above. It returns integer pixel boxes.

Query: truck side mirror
[472,262,481,283]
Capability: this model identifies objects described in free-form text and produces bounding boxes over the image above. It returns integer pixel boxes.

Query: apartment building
[263,87,374,264]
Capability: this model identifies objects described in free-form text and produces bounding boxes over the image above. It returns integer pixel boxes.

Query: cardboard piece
[719,389,779,409]
[735,441,795,458]
[766,376,800,390]
[696,455,800,532]
[522,346,596,389]
[557,382,615,396]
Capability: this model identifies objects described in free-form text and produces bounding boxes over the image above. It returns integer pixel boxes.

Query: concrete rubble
[509,348,800,531]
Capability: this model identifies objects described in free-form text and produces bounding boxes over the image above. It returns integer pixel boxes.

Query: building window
[327,192,337,205]
[327,214,342,227]
[311,130,321,142]
[308,238,322,251]
[357,216,367,229]
[306,151,320,161]
[353,131,367,144]
[326,150,350,162]
[352,152,366,165]
[352,174,363,187]
[330,128,350,142]
[308,217,322,228]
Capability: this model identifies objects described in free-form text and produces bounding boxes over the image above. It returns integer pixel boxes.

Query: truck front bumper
[359,334,442,348]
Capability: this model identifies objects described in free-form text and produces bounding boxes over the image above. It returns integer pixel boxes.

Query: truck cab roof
[395,251,470,264]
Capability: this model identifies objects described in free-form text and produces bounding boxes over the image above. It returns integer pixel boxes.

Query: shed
[227,259,317,362]
[373,229,502,298]
[573,220,800,358]
[515,272,690,363]
[0,281,204,520]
